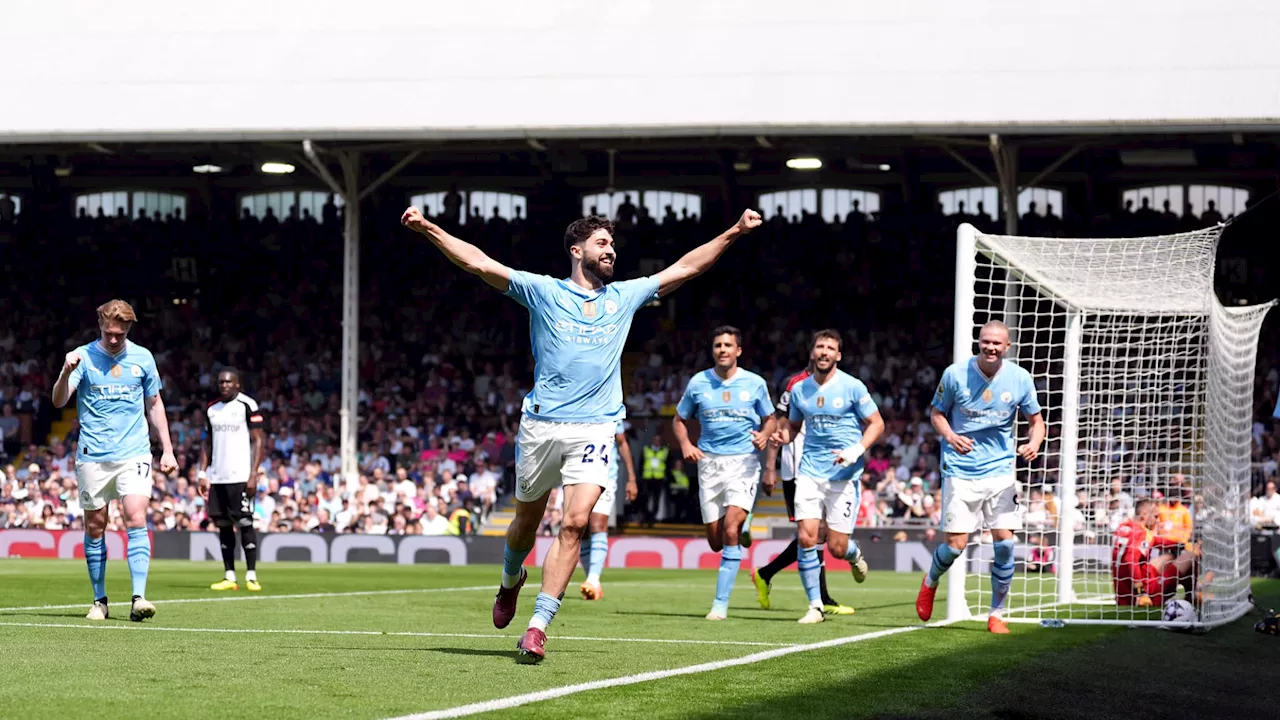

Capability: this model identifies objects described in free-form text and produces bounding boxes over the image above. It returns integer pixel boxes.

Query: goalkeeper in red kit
[1113,498,1202,607]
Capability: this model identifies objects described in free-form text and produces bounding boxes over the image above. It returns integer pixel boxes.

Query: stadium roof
[3,0,1280,144]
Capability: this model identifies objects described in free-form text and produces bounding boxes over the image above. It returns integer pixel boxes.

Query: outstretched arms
[653,209,761,297]
[401,207,513,292]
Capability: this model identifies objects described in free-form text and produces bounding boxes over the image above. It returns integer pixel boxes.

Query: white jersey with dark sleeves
[205,392,266,485]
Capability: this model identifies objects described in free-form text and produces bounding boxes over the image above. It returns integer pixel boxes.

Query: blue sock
[579,537,590,575]
[712,545,742,615]
[84,534,107,601]
[126,527,150,598]
[529,592,561,631]
[502,543,531,589]
[991,538,1016,613]
[926,543,963,588]
[586,532,608,583]
[843,538,862,562]
[798,546,822,606]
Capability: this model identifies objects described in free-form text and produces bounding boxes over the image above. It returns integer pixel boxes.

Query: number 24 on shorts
[581,444,610,465]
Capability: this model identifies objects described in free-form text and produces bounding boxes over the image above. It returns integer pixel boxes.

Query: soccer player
[771,330,883,624]
[672,326,775,620]
[51,299,177,622]
[1113,498,1202,607]
[578,420,638,600]
[200,369,267,591]
[401,205,761,663]
[914,320,1045,634]
[752,362,853,615]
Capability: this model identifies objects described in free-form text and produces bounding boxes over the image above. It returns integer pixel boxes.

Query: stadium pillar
[300,142,422,495]
[989,135,1019,235]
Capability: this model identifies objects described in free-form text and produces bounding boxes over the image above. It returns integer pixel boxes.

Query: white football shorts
[697,452,760,524]
[793,474,860,535]
[76,455,154,511]
[515,416,616,503]
[941,474,1020,533]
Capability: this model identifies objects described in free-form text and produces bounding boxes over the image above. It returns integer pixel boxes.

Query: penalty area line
[0,585,494,614]
[387,619,958,720]
[0,620,796,648]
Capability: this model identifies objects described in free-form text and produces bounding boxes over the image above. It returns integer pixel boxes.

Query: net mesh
[957,225,1274,628]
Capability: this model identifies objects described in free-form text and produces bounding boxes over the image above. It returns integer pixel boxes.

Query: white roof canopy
[3,0,1279,142]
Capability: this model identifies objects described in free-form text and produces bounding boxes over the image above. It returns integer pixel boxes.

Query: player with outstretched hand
[51,299,177,623]
[1113,498,1204,607]
[770,330,884,624]
[752,362,853,615]
[402,205,761,663]
[578,420,638,601]
[915,320,1045,633]
[672,326,775,621]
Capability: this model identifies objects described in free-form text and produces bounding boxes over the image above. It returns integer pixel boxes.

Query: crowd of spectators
[0,190,1276,546]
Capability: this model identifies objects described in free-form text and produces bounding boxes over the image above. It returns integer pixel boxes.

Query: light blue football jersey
[932,357,1041,480]
[506,271,659,424]
[676,368,773,456]
[68,340,162,462]
[788,370,878,482]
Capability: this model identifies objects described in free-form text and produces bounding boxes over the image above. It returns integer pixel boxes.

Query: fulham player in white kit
[201,369,267,592]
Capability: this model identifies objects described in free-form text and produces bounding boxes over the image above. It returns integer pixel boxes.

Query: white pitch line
[0,585,493,614]
[0,621,795,648]
[388,619,958,720]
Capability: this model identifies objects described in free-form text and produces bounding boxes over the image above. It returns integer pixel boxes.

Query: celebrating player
[672,326,775,620]
[51,300,177,622]
[752,362,853,615]
[771,330,883,624]
[1113,498,1203,607]
[915,320,1045,633]
[578,420,638,601]
[200,369,267,592]
[401,205,761,663]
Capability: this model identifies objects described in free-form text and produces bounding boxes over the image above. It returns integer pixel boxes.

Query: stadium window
[410,190,524,224]
[75,191,186,220]
[1121,185,1184,216]
[0,192,20,217]
[759,189,818,222]
[939,187,1063,220]
[641,191,701,224]
[241,190,342,220]
[1122,185,1247,219]
[819,188,882,222]
[581,191,640,220]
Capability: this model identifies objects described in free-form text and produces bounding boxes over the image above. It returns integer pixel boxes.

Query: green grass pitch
[1,560,1277,719]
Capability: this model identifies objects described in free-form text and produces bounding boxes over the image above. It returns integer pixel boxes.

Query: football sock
[529,592,561,631]
[798,545,822,607]
[991,538,1016,615]
[759,536,799,585]
[817,548,839,607]
[126,527,151,598]
[218,526,237,573]
[586,532,608,584]
[241,526,259,572]
[926,543,963,589]
[85,534,107,601]
[502,543,531,589]
[843,539,862,562]
[713,544,742,615]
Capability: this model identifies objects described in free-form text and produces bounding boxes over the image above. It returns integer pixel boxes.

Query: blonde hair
[96,299,137,328]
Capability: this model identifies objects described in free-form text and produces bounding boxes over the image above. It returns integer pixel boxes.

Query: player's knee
[236,517,254,529]
[946,533,969,552]
[588,514,608,534]
[559,514,588,539]
[827,535,848,557]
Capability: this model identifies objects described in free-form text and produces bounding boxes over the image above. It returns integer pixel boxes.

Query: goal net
[947,222,1275,629]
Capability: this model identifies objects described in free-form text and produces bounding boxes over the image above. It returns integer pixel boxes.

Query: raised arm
[401,207,513,292]
[52,351,82,408]
[653,209,761,297]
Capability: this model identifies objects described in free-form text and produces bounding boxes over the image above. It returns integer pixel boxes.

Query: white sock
[924,575,938,589]
[245,570,257,582]
[225,570,236,583]
[989,607,1004,619]
[529,616,549,631]
[586,573,600,585]
[810,599,824,611]
[502,571,523,589]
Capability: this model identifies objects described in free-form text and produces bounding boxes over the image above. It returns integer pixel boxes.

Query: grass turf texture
[0,560,1276,719]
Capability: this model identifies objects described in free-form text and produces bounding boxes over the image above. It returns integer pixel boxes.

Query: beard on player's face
[582,250,615,282]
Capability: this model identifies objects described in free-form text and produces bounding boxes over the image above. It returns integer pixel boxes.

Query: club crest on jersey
[131,366,143,377]
[604,299,618,315]
[816,396,825,408]
[982,389,993,402]
[738,390,750,402]
[583,301,597,318]
[833,397,845,409]
[1000,391,1012,403]
[110,365,122,378]
[722,391,732,403]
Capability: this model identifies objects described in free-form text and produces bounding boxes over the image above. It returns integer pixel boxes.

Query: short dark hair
[564,216,615,252]
[711,325,742,346]
[1135,498,1154,514]
[218,367,240,380]
[811,329,843,351]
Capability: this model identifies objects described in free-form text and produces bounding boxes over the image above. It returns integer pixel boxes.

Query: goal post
[948,222,1275,629]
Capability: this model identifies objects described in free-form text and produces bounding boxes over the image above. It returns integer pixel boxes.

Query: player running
[578,420,638,600]
[1113,498,1204,607]
[51,299,177,622]
[914,320,1045,633]
[401,205,761,663]
[771,330,884,624]
[672,326,775,620]
[200,369,267,592]
[752,362,853,615]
